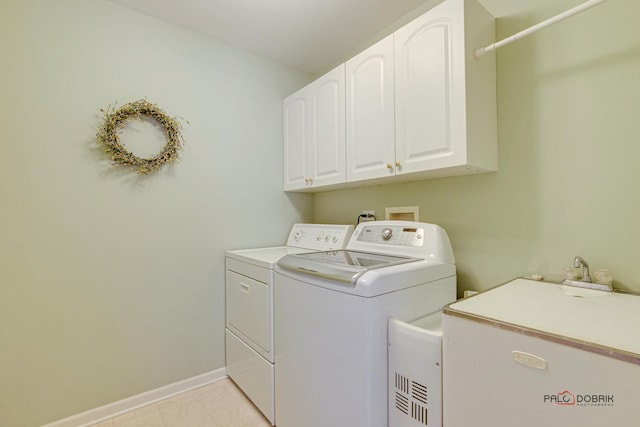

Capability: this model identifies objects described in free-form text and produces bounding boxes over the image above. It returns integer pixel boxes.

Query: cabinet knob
[386,163,393,170]
[396,161,401,168]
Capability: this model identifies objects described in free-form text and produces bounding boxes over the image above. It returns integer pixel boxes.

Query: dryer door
[226,270,271,355]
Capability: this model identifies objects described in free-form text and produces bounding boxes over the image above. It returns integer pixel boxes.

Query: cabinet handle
[386,163,393,170]
[308,178,313,185]
[239,284,249,293]
[396,161,401,169]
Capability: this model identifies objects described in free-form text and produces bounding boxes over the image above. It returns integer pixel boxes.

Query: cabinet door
[346,34,395,182]
[394,0,466,174]
[283,90,309,190]
[308,64,346,187]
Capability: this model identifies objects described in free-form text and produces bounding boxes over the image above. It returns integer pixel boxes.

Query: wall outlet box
[359,210,376,222]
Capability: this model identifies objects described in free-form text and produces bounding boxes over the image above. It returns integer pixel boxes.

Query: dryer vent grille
[393,372,429,425]
[395,391,409,415]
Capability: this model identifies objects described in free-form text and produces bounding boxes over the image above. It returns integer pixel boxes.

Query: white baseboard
[42,368,227,427]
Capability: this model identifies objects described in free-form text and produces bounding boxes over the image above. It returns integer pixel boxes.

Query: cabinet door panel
[309,65,345,186]
[283,94,308,190]
[346,35,395,182]
[399,24,450,157]
[395,1,465,173]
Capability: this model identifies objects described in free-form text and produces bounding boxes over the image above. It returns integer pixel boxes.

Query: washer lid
[276,250,420,286]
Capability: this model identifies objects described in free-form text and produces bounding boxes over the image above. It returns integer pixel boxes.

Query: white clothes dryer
[225,223,353,424]
[274,221,457,427]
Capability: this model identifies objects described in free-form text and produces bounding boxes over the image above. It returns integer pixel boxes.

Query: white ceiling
[107,0,556,74]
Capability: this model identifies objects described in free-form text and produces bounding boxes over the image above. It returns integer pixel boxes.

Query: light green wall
[0,1,312,425]
[3,0,637,424]
[315,0,640,294]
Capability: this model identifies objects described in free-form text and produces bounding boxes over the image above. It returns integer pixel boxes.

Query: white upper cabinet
[283,65,345,191]
[345,35,395,182]
[394,0,497,177]
[283,0,496,192]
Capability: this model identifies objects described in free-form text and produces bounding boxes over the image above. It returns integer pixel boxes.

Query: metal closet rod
[475,0,609,58]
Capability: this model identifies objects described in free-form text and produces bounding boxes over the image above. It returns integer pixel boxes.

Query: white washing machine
[225,223,353,425]
[274,221,457,427]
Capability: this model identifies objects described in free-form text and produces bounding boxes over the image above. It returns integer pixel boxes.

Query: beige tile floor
[90,378,271,427]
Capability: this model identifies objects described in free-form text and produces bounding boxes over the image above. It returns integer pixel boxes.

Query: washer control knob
[381,228,393,240]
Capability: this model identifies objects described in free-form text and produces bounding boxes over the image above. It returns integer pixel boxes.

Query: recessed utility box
[386,206,419,222]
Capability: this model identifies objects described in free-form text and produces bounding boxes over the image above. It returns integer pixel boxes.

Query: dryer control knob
[381,228,393,240]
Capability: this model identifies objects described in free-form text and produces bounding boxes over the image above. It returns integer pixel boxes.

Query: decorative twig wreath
[96,99,185,174]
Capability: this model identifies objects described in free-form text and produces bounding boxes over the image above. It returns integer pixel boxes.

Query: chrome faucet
[574,256,592,283]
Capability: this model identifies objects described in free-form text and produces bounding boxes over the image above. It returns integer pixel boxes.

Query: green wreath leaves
[96,99,185,174]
